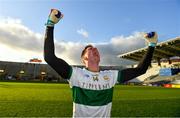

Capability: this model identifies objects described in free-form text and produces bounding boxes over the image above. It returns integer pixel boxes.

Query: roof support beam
[155,49,177,56]
[166,45,180,51]
[126,55,140,61]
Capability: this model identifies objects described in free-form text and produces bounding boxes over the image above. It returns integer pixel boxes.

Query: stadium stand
[0,61,123,82]
[128,63,160,83]
[118,37,180,63]
[118,37,180,86]
[0,61,64,82]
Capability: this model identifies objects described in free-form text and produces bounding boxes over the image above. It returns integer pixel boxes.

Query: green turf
[0,82,180,117]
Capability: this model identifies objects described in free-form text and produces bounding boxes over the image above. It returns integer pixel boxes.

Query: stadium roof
[117,37,180,62]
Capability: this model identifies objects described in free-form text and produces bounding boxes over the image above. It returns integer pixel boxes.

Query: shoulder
[71,67,88,75]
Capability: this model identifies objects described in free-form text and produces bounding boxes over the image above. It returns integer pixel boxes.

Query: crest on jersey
[103,75,110,81]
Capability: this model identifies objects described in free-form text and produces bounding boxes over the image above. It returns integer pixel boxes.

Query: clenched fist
[46,9,63,27]
[144,32,158,47]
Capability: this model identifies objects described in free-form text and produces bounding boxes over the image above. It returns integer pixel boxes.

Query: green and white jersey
[68,67,121,117]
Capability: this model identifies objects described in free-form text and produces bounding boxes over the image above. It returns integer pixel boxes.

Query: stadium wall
[0,61,123,82]
[0,61,64,82]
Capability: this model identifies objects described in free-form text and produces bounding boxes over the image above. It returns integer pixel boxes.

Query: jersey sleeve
[67,67,81,88]
[117,70,124,83]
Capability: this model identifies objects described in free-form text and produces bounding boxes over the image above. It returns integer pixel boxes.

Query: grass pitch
[0,82,180,117]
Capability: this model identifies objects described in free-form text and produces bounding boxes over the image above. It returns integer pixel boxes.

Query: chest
[76,72,115,90]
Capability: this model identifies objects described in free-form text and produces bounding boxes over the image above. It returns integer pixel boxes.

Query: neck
[86,63,99,72]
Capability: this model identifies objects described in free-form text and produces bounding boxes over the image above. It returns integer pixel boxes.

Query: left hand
[144,32,158,44]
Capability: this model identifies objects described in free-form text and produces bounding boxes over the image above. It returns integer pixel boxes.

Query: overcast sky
[0,0,179,66]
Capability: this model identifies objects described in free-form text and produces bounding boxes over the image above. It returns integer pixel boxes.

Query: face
[82,46,100,65]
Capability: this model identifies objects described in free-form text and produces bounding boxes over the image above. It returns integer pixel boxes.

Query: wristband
[148,42,156,47]
[45,19,55,27]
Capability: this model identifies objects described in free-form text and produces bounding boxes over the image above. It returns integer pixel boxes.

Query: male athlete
[44,9,158,117]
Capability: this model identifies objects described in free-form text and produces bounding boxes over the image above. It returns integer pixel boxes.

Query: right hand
[46,9,63,26]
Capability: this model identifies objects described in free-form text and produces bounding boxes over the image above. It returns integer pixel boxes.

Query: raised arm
[118,32,158,83]
[44,9,72,79]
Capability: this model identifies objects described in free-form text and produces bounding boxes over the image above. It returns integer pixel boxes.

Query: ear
[81,57,87,64]
[81,58,85,64]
